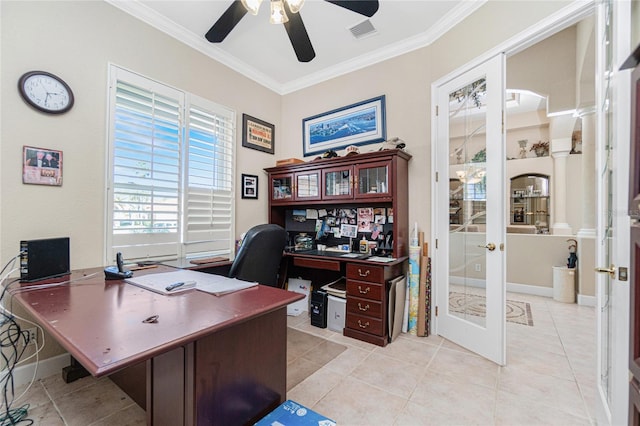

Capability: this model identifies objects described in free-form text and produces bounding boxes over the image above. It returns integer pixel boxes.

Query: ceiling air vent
[348,19,377,39]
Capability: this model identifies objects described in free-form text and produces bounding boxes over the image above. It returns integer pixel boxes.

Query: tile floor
[10,292,595,425]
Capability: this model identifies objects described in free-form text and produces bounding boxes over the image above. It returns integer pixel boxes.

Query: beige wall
[1,1,281,271]
[0,0,584,365]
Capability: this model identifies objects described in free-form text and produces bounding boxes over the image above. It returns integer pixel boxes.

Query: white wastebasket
[552,266,576,303]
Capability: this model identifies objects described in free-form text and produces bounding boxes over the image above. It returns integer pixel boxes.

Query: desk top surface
[10,266,303,377]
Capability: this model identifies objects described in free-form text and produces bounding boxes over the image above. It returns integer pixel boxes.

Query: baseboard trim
[11,353,70,388]
[577,294,596,306]
[506,282,553,298]
[449,278,594,306]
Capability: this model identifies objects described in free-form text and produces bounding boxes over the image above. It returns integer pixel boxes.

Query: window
[106,66,235,262]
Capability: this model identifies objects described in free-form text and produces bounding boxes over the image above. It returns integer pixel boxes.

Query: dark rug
[449,292,534,326]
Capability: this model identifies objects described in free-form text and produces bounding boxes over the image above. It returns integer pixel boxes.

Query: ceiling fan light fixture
[241,0,263,15]
[270,0,289,24]
[286,0,305,14]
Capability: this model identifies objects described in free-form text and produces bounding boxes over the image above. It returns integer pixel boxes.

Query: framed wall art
[302,95,386,156]
[23,146,63,186]
[242,114,275,154]
[241,174,258,199]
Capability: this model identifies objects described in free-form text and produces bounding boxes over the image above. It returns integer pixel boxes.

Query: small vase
[534,148,546,157]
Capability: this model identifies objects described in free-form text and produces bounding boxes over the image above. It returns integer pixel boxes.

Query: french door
[433,54,506,365]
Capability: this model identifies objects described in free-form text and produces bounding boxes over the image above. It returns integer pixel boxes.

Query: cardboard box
[276,158,305,166]
[255,400,336,426]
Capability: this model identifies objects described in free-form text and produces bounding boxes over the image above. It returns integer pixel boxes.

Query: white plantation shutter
[184,96,234,255]
[107,66,235,262]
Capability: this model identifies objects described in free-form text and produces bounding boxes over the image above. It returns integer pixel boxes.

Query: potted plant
[530,140,550,157]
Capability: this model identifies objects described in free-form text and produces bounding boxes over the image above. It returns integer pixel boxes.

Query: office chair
[228,224,287,288]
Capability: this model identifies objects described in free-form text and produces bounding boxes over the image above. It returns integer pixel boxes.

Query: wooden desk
[11,266,303,425]
[285,251,406,346]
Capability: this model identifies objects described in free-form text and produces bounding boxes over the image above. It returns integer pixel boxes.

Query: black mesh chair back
[228,224,287,288]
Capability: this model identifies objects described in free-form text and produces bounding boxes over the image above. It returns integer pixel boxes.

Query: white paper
[126,270,257,296]
[287,278,310,316]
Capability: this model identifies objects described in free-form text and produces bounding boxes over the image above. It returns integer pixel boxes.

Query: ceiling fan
[205,0,379,63]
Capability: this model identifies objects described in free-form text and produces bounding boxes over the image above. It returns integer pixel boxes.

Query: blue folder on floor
[255,400,336,426]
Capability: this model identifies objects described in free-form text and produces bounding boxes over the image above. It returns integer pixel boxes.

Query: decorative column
[551,137,573,235]
[577,110,596,237]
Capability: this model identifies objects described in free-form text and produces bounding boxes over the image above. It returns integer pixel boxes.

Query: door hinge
[502,111,505,133]
[435,239,438,249]
[435,172,439,182]
[436,105,439,116]
[435,306,438,316]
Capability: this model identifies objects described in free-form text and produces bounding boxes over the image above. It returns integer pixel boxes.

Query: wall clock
[18,71,74,114]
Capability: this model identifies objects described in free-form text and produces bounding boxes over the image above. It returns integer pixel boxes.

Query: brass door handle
[478,243,496,251]
[595,265,616,278]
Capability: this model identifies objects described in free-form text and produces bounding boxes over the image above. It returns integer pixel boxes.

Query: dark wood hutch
[264,149,411,346]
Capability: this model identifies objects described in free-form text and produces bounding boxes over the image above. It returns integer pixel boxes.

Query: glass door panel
[271,174,293,202]
[323,166,353,199]
[356,161,390,198]
[295,171,320,201]
[448,76,488,328]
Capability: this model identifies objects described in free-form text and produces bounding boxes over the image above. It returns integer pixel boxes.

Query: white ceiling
[107,0,486,94]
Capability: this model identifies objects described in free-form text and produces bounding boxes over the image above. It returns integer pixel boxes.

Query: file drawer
[346,279,383,301]
[347,296,383,318]
[346,312,383,336]
[346,264,384,283]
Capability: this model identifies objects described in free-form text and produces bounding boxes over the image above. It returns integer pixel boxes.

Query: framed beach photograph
[302,95,386,157]
[242,114,275,154]
[22,146,63,186]
[241,174,258,199]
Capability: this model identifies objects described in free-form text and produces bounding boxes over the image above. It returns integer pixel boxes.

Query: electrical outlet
[474,264,481,272]
[25,327,37,346]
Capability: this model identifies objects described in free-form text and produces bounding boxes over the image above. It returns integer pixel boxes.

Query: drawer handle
[358,269,371,277]
[357,286,370,294]
[358,303,370,312]
[357,320,370,329]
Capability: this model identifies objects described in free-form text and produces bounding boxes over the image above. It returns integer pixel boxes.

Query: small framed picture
[242,114,275,154]
[241,174,258,199]
[23,146,63,186]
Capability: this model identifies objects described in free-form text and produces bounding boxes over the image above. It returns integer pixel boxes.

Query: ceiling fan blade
[283,4,316,62]
[205,1,248,43]
[324,0,379,17]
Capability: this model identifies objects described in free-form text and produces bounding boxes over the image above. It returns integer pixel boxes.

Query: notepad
[126,270,258,296]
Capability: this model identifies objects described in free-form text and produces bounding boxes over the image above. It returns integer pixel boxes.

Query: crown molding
[106,0,486,95]
[104,0,283,93]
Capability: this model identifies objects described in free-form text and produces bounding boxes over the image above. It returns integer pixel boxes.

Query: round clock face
[18,71,74,114]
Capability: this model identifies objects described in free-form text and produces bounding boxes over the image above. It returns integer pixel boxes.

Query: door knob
[595,265,616,278]
[478,243,496,251]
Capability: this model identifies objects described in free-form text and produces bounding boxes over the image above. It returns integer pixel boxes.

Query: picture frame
[22,145,63,186]
[241,174,258,199]
[242,114,275,154]
[302,95,386,157]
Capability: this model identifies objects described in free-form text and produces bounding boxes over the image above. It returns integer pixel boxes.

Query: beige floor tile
[497,367,585,418]
[409,370,496,425]
[322,346,370,376]
[427,347,500,390]
[12,380,51,410]
[507,345,575,380]
[302,339,347,366]
[287,367,344,408]
[350,352,425,398]
[395,400,495,426]
[55,378,137,426]
[374,335,440,366]
[313,376,406,425]
[88,403,146,426]
[495,390,591,426]
[40,374,101,400]
[23,401,65,426]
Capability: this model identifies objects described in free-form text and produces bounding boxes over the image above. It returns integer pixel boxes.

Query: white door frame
[433,54,506,365]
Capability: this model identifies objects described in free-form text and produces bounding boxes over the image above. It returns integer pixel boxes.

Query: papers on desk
[126,270,257,296]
